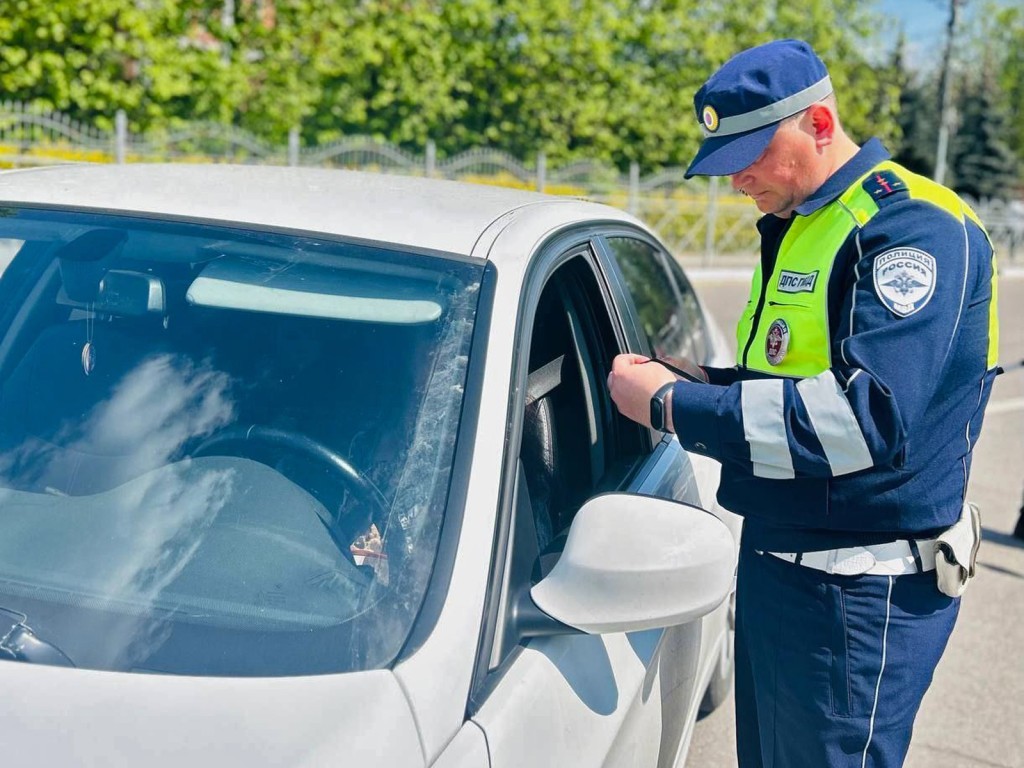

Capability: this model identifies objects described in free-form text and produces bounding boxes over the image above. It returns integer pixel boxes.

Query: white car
[0,165,740,767]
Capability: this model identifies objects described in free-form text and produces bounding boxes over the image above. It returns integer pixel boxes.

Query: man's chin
[754,196,794,217]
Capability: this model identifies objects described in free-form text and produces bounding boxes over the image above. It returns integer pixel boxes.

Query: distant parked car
[0,165,739,767]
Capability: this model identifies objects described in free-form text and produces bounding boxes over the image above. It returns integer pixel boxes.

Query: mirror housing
[528,493,736,634]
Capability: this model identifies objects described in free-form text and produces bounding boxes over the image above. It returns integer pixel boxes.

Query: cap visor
[684,122,781,178]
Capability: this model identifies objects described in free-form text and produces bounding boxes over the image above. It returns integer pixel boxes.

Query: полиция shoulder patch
[872,248,936,317]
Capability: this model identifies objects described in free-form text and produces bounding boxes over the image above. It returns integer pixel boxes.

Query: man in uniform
[607,39,999,767]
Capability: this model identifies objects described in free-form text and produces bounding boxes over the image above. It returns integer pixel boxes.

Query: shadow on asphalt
[981,526,1024,550]
[977,561,1024,580]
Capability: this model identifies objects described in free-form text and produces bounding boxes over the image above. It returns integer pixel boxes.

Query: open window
[485,250,648,670]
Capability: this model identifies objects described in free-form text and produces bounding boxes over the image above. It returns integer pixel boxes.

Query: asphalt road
[684,269,1024,768]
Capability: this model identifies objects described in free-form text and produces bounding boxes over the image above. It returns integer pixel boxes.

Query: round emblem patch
[872,248,936,317]
[702,105,720,132]
[765,319,790,366]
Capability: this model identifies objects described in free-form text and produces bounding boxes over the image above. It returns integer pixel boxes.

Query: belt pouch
[934,501,981,597]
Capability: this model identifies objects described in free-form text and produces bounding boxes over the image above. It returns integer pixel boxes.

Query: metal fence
[2,101,1020,264]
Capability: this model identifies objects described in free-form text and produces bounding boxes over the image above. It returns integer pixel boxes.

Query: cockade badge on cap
[702,105,720,132]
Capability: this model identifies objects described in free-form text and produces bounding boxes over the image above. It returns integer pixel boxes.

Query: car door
[597,232,740,717]
[468,240,708,768]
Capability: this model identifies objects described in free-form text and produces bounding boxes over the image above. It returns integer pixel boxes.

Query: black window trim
[593,228,709,361]
[467,224,645,714]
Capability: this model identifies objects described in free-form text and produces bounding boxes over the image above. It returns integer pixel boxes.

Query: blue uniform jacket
[672,140,999,552]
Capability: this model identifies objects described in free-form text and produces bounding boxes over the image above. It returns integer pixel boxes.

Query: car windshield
[0,208,482,677]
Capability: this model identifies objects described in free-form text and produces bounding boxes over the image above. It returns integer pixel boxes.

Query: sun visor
[185,257,444,324]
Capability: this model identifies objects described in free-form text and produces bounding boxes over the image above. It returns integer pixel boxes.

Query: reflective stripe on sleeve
[740,379,795,479]
[796,370,874,476]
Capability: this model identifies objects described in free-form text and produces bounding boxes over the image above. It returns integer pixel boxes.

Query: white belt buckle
[829,546,877,576]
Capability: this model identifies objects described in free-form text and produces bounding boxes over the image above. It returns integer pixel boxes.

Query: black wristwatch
[649,381,675,432]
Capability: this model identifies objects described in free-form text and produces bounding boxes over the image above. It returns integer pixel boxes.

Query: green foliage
[992,7,1024,167]
[959,1,1024,190]
[0,0,955,172]
[0,0,162,129]
[306,0,463,147]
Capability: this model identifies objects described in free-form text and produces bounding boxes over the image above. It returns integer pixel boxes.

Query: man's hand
[606,354,678,430]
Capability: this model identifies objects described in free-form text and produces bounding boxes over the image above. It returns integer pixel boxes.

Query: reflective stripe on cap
[701,75,833,138]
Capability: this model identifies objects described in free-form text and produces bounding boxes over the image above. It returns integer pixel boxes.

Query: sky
[878,0,951,56]
[875,0,1017,71]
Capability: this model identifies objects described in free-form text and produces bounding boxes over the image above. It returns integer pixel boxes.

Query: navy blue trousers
[734,542,959,767]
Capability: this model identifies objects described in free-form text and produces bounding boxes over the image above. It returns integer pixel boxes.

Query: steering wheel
[192,424,391,540]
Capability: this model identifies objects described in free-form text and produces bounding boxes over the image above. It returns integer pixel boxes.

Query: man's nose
[730,171,749,192]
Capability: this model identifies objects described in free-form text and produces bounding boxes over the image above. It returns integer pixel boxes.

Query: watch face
[650,398,665,431]
[650,382,672,431]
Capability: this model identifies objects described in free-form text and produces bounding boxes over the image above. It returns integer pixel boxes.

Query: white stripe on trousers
[862,575,894,768]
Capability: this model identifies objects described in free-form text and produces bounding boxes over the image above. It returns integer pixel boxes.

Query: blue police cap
[685,39,832,178]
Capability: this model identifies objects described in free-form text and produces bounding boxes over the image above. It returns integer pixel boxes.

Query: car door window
[607,236,706,363]
[484,250,647,671]
[663,253,708,363]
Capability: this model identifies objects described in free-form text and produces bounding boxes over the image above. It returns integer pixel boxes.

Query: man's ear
[806,103,836,148]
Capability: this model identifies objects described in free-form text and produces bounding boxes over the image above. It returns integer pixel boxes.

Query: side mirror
[528,493,736,634]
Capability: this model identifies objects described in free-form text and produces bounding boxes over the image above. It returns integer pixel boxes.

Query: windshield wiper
[0,606,75,668]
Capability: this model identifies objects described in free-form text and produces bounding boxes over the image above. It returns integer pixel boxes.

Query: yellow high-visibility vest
[736,160,998,377]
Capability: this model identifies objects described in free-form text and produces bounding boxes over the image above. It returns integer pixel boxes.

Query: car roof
[0,164,640,258]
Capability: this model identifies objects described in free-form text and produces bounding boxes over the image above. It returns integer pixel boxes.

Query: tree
[890,31,939,178]
[949,66,1019,199]
[956,1,1024,190]
[0,0,163,129]
[0,0,907,170]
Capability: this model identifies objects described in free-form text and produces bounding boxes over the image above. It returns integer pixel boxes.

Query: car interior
[0,215,481,676]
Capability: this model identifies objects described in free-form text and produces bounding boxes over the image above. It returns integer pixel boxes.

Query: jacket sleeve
[670,198,988,479]
[702,365,742,387]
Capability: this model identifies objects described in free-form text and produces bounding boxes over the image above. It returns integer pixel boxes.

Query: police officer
[607,39,999,767]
